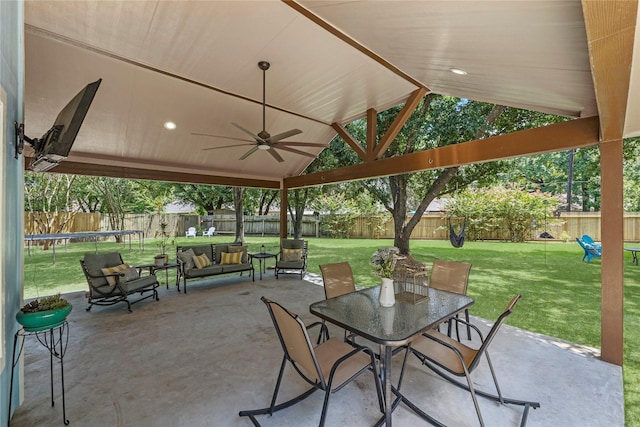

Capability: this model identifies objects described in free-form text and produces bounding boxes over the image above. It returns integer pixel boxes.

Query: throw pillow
[101,263,132,287]
[220,251,242,265]
[192,253,212,269]
[177,248,196,271]
[282,248,302,262]
[121,267,140,282]
[227,245,247,263]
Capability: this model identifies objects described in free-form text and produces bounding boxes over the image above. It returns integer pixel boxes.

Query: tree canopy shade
[311,94,568,254]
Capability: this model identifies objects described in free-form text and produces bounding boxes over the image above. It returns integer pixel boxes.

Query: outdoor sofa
[176,242,254,293]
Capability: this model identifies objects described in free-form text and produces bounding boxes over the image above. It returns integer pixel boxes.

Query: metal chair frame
[239,297,384,427]
[397,295,540,427]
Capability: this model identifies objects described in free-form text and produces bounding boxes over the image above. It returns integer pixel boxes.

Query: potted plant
[16,293,72,332]
[155,221,173,267]
[371,247,400,307]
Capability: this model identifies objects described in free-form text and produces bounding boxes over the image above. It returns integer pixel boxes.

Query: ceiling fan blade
[192,132,254,143]
[268,129,302,143]
[267,148,284,162]
[239,146,259,160]
[232,123,264,142]
[275,141,328,148]
[276,145,317,158]
[201,143,254,151]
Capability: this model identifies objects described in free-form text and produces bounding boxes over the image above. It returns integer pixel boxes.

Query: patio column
[600,138,624,365]
[280,185,288,239]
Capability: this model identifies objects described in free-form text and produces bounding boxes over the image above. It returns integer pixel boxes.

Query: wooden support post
[600,138,624,365]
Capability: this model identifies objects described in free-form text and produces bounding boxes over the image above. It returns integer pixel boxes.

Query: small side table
[137,262,180,289]
[8,322,70,426]
[250,253,277,280]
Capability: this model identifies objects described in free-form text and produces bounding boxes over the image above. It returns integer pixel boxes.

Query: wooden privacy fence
[23,211,640,242]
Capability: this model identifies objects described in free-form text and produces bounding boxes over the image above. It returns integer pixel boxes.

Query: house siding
[0,0,25,423]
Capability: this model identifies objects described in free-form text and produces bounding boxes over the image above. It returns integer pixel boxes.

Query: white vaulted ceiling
[22,0,639,185]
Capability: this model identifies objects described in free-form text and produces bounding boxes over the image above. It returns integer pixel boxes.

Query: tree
[233,187,245,242]
[24,172,77,249]
[173,184,232,214]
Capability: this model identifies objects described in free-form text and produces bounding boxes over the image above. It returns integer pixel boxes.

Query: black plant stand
[7,321,70,426]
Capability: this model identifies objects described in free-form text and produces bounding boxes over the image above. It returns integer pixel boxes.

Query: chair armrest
[446,317,485,341]
[418,330,469,364]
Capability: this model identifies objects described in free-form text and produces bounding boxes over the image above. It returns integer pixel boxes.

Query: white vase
[379,277,395,307]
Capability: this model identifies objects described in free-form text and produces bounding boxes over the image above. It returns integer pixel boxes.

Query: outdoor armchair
[275,239,307,279]
[576,237,602,263]
[202,226,216,237]
[581,234,602,250]
[185,227,197,238]
[430,259,472,340]
[239,297,383,427]
[80,252,159,312]
[397,295,540,426]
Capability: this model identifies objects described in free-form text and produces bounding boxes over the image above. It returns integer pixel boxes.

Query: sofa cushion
[227,245,248,263]
[282,248,302,262]
[177,248,196,271]
[119,274,158,293]
[193,253,212,269]
[186,265,224,278]
[84,252,125,286]
[183,245,214,262]
[221,263,252,274]
[215,243,242,264]
[101,263,134,288]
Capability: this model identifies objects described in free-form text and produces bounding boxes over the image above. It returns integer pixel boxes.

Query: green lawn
[22,236,639,424]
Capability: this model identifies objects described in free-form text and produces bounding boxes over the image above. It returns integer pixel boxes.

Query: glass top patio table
[309,286,474,427]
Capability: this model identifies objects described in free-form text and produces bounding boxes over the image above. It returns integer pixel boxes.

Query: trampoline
[25,230,144,263]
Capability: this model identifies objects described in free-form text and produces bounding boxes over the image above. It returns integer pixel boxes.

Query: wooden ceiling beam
[374,88,428,159]
[366,108,377,161]
[27,158,281,189]
[285,116,600,189]
[331,123,367,161]
[582,0,638,141]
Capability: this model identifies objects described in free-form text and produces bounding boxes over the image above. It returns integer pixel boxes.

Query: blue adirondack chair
[576,237,602,263]
[581,234,602,250]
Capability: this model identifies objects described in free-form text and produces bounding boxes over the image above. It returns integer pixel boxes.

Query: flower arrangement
[371,247,400,278]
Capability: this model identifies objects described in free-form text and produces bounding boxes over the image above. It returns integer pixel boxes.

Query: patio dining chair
[239,297,383,427]
[396,295,540,427]
[430,259,472,340]
[319,261,357,343]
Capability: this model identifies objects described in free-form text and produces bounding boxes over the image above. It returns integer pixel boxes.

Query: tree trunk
[287,188,306,239]
[233,187,245,243]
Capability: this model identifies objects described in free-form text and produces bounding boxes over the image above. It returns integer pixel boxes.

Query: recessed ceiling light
[163,121,177,130]
[450,68,468,75]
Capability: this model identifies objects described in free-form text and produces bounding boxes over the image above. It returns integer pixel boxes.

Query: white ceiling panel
[22,0,639,184]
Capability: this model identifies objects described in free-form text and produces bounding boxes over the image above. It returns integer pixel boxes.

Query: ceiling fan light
[257,144,271,150]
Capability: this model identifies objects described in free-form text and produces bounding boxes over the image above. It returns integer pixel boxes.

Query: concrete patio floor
[8,272,623,426]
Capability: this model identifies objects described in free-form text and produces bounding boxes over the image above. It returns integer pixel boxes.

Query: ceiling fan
[195,61,326,162]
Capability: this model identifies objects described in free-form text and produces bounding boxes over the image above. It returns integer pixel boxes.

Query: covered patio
[2,1,639,425]
[9,275,622,426]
